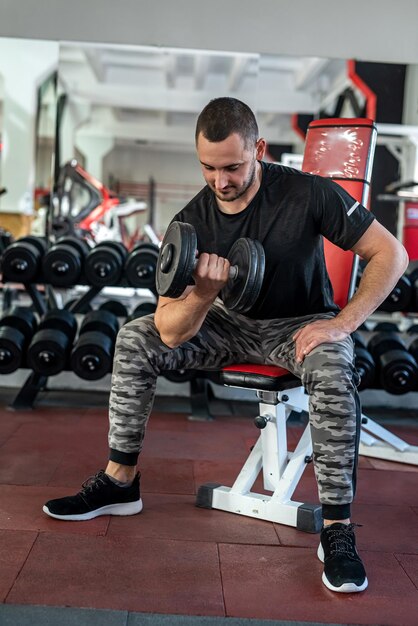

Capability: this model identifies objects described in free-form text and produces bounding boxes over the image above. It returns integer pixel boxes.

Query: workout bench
[196,118,418,533]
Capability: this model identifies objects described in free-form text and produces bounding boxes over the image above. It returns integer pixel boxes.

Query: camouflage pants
[109,300,360,511]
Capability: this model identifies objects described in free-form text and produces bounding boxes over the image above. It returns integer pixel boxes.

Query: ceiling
[58,43,349,151]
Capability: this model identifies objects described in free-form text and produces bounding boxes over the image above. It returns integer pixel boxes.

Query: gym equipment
[352,332,375,391]
[156,221,265,313]
[1,236,47,283]
[124,242,159,289]
[27,309,77,376]
[378,275,412,312]
[407,324,418,334]
[124,300,156,323]
[373,321,400,332]
[0,306,37,374]
[407,267,418,311]
[84,241,127,287]
[196,118,418,532]
[64,299,93,314]
[99,300,129,317]
[42,236,90,287]
[70,310,119,380]
[162,369,197,383]
[367,331,418,394]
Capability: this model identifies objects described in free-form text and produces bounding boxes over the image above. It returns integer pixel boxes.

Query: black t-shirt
[173,161,374,319]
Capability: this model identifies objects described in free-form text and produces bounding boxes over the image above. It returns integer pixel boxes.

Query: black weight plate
[162,369,197,383]
[19,236,48,255]
[368,332,406,358]
[70,332,114,380]
[99,300,129,317]
[84,246,125,286]
[38,308,77,341]
[221,238,265,313]
[407,324,418,335]
[156,222,197,298]
[42,244,84,286]
[56,236,90,258]
[373,322,400,332]
[2,241,43,282]
[64,299,93,314]
[0,327,25,373]
[380,350,418,394]
[133,301,157,316]
[79,310,119,339]
[378,275,412,312]
[124,243,159,288]
[354,347,375,391]
[27,329,70,376]
[0,306,37,340]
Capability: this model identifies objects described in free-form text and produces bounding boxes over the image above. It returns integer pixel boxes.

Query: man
[43,98,408,594]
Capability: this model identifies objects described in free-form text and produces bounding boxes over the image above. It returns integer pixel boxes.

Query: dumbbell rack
[1,236,159,410]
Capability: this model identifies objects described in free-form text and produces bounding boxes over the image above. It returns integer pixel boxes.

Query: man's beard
[213,160,257,202]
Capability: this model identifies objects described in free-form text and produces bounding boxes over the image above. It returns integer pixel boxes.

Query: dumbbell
[99,300,129,317]
[378,275,412,312]
[161,369,197,383]
[1,236,47,283]
[373,322,400,332]
[27,309,77,376]
[70,310,119,380]
[407,324,418,334]
[84,241,127,287]
[42,236,90,287]
[0,306,38,374]
[124,242,159,289]
[156,221,265,313]
[367,331,418,394]
[407,268,418,311]
[64,299,93,314]
[124,301,156,324]
[352,332,375,391]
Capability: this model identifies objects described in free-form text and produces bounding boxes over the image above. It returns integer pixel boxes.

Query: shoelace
[326,523,361,557]
[80,470,107,495]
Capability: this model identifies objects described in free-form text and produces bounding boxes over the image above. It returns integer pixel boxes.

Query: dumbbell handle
[191,258,238,280]
[160,242,238,280]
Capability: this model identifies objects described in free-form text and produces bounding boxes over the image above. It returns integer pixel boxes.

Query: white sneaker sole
[317,542,368,593]
[43,498,143,521]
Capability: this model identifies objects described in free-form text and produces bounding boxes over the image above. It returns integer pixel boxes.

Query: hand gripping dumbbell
[367,331,418,394]
[0,306,38,374]
[70,310,119,380]
[27,309,78,376]
[352,331,375,391]
[1,236,47,283]
[124,242,159,289]
[42,236,91,287]
[84,241,128,287]
[156,222,265,313]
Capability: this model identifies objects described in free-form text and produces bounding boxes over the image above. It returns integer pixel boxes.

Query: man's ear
[256,138,267,159]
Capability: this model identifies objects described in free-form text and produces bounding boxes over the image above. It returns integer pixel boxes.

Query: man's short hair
[195,97,259,148]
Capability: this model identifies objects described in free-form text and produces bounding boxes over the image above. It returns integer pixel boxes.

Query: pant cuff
[109,447,139,466]
[321,503,351,520]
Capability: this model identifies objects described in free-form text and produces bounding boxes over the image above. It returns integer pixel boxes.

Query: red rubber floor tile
[107,492,280,545]
[6,532,225,616]
[0,485,109,535]
[0,530,37,602]
[219,543,418,625]
[395,553,418,589]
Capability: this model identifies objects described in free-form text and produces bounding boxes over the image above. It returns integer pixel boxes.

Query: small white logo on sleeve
[347,201,359,217]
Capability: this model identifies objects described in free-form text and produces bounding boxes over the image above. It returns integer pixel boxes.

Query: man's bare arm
[293,220,409,363]
[154,253,230,348]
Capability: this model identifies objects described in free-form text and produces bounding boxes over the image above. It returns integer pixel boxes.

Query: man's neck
[216,161,263,215]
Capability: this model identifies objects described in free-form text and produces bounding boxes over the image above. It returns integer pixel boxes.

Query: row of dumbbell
[0,235,159,289]
[0,301,156,380]
[354,323,418,394]
[375,268,418,312]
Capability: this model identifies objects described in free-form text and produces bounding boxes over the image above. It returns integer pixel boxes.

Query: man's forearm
[335,247,409,334]
[154,290,216,348]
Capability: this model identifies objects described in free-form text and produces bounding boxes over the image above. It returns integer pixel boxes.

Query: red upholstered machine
[196,119,418,533]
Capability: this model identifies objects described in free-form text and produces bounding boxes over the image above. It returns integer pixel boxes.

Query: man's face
[196,132,264,203]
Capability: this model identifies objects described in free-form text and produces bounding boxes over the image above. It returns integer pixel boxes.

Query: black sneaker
[317,523,368,593]
[43,470,143,521]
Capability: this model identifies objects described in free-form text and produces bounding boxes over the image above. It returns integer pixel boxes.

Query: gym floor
[0,385,417,626]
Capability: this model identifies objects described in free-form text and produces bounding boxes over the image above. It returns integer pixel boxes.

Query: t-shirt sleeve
[312,175,375,250]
